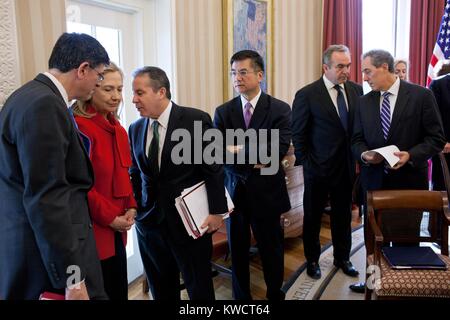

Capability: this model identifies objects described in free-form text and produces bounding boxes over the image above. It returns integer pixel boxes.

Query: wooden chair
[365,190,450,300]
[438,153,450,192]
[211,225,232,275]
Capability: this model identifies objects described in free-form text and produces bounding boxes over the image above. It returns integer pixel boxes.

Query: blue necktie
[334,85,348,131]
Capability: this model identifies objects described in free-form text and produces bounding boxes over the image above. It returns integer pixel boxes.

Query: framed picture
[222,0,273,101]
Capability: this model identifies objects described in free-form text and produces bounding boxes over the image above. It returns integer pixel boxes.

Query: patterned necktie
[381,92,391,174]
[381,92,391,141]
[149,120,160,176]
[244,102,252,128]
[334,85,348,131]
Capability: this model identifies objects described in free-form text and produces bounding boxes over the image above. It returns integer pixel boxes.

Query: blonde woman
[72,62,136,300]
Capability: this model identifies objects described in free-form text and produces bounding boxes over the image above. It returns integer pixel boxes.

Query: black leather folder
[382,246,447,270]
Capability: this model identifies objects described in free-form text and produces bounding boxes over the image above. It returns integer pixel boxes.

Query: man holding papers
[350,49,445,293]
[128,67,228,300]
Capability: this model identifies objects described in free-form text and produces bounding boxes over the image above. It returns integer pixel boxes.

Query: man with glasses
[90,66,105,81]
[292,45,362,280]
[0,32,110,300]
[214,50,292,300]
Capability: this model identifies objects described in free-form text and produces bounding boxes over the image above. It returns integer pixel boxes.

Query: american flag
[427,0,450,87]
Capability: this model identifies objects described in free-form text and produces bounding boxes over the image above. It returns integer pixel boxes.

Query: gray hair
[362,50,394,73]
[323,45,350,66]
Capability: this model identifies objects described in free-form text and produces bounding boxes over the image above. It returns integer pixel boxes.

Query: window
[66,0,143,283]
[362,0,411,90]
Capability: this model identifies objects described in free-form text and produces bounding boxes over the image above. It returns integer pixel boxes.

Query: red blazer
[75,107,136,260]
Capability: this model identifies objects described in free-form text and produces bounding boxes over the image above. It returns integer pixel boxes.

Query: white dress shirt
[240,89,262,117]
[146,101,172,168]
[323,74,349,115]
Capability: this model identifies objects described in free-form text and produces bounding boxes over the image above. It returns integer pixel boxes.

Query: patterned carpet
[283,226,365,300]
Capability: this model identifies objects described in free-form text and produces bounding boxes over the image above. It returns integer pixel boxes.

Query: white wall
[0,0,21,109]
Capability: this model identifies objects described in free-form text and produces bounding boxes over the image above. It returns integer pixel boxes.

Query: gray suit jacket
[0,74,106,299]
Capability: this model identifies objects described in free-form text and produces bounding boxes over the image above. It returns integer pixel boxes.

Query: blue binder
[382,246,447,270]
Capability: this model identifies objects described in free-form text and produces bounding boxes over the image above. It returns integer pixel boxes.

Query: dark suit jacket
[214,92,292,216]
[430,74,450,142]
[0,74,105,299]
[292,78,363,182]
[352,80,445,191]
[128,103,228,244]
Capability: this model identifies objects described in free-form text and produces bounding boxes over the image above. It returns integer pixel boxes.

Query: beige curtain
[15,0,66,84]
[273,0,323,105]
[172,0,324,115]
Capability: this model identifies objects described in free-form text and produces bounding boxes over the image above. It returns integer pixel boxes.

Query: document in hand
[175,181,234,239]
[39,292,65,300]
[365,145,400,167]
[382,246,447,270]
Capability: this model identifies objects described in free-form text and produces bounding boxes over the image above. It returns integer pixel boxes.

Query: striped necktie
[381,92,391,174]
[381,92,391,141]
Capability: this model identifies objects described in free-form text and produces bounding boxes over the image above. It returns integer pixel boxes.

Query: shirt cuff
[361,151,369,165]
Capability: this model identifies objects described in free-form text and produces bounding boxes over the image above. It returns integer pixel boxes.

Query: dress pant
[302,174,353,263]
[227,182,285,301]
[100,232,128,300]
[135,219,215,300]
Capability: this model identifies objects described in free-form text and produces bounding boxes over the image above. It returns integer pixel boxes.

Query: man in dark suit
[292,45,362,280]
[430,69,450,191]
[0,33,110,300]
[214,50,291,300]
[350,49,445,293]
[129,66,228,300]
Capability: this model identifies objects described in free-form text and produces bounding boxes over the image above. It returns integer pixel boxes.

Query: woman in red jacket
[72,62,136,300]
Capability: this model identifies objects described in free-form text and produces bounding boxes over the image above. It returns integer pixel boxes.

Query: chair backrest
[439,153,450,199]
[367,190,450,255]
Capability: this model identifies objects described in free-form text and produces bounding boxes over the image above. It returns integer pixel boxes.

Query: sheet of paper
[175,181,234,239]
[367,145,400,167]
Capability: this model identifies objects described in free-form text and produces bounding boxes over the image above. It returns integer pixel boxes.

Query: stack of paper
[175,181,234,239]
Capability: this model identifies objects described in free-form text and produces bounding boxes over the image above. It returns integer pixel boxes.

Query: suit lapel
[159,104,180,176]
[344,83,356,123]
[316,79,343,128]
[140,118,150,166]
[249,92,269,129]
[367,91,385,144]
[387,81,409,142]
[230,97,246,129]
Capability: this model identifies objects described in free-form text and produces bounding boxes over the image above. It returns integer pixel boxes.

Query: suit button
[89,223,93,228]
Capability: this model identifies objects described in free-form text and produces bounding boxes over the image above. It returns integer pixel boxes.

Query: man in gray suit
[0,33,110,300]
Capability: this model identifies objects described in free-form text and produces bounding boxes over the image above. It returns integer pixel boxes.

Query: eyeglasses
[89,65,105,82]
[229,69,259,78]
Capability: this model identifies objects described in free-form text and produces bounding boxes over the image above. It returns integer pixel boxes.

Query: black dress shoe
[349,282,365,293]
[334,260,359,277]
[306,262,321,279]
